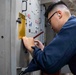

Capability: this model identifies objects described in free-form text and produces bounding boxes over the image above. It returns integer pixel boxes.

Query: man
[22,1,76,75]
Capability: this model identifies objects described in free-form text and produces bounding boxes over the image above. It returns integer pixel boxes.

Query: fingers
[22,36,28,45]
[34,40,40,44]
[34,40,40,46]
[22,36,27,40]
[22,36,44,51]
[34,39,40,42]
[22,36,34,42]
[22,36,34,53]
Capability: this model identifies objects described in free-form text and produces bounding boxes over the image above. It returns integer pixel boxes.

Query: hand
[34,40,44,51]
[22,36,35,53]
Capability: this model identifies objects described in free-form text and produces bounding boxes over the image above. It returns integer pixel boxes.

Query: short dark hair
[45,1,68,18]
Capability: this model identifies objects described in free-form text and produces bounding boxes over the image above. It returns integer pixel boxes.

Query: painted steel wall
[0,0,45,75]
[16,0,45,75]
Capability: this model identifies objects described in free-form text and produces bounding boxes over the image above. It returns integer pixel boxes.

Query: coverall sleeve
[32,28,76,74]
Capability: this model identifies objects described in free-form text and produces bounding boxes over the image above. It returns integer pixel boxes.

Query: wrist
[30,46,38,56]
[30,49,34,55]
[29,46,36,56]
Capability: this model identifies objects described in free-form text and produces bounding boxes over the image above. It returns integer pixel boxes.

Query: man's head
[45,1,71,33]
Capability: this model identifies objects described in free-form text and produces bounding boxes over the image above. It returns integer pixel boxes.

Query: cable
[19,67,28,75]
[19,71,24,75]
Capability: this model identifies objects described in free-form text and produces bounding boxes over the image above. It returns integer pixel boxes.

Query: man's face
[47,11,61,33]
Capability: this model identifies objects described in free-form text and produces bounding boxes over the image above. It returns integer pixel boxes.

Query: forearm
[32,37,76,74]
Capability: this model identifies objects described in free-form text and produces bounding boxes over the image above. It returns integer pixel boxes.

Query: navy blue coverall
[23,15,76,75]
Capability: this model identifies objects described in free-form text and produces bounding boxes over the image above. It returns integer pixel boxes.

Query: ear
[58,13,61,17]
[57,10,62,19]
